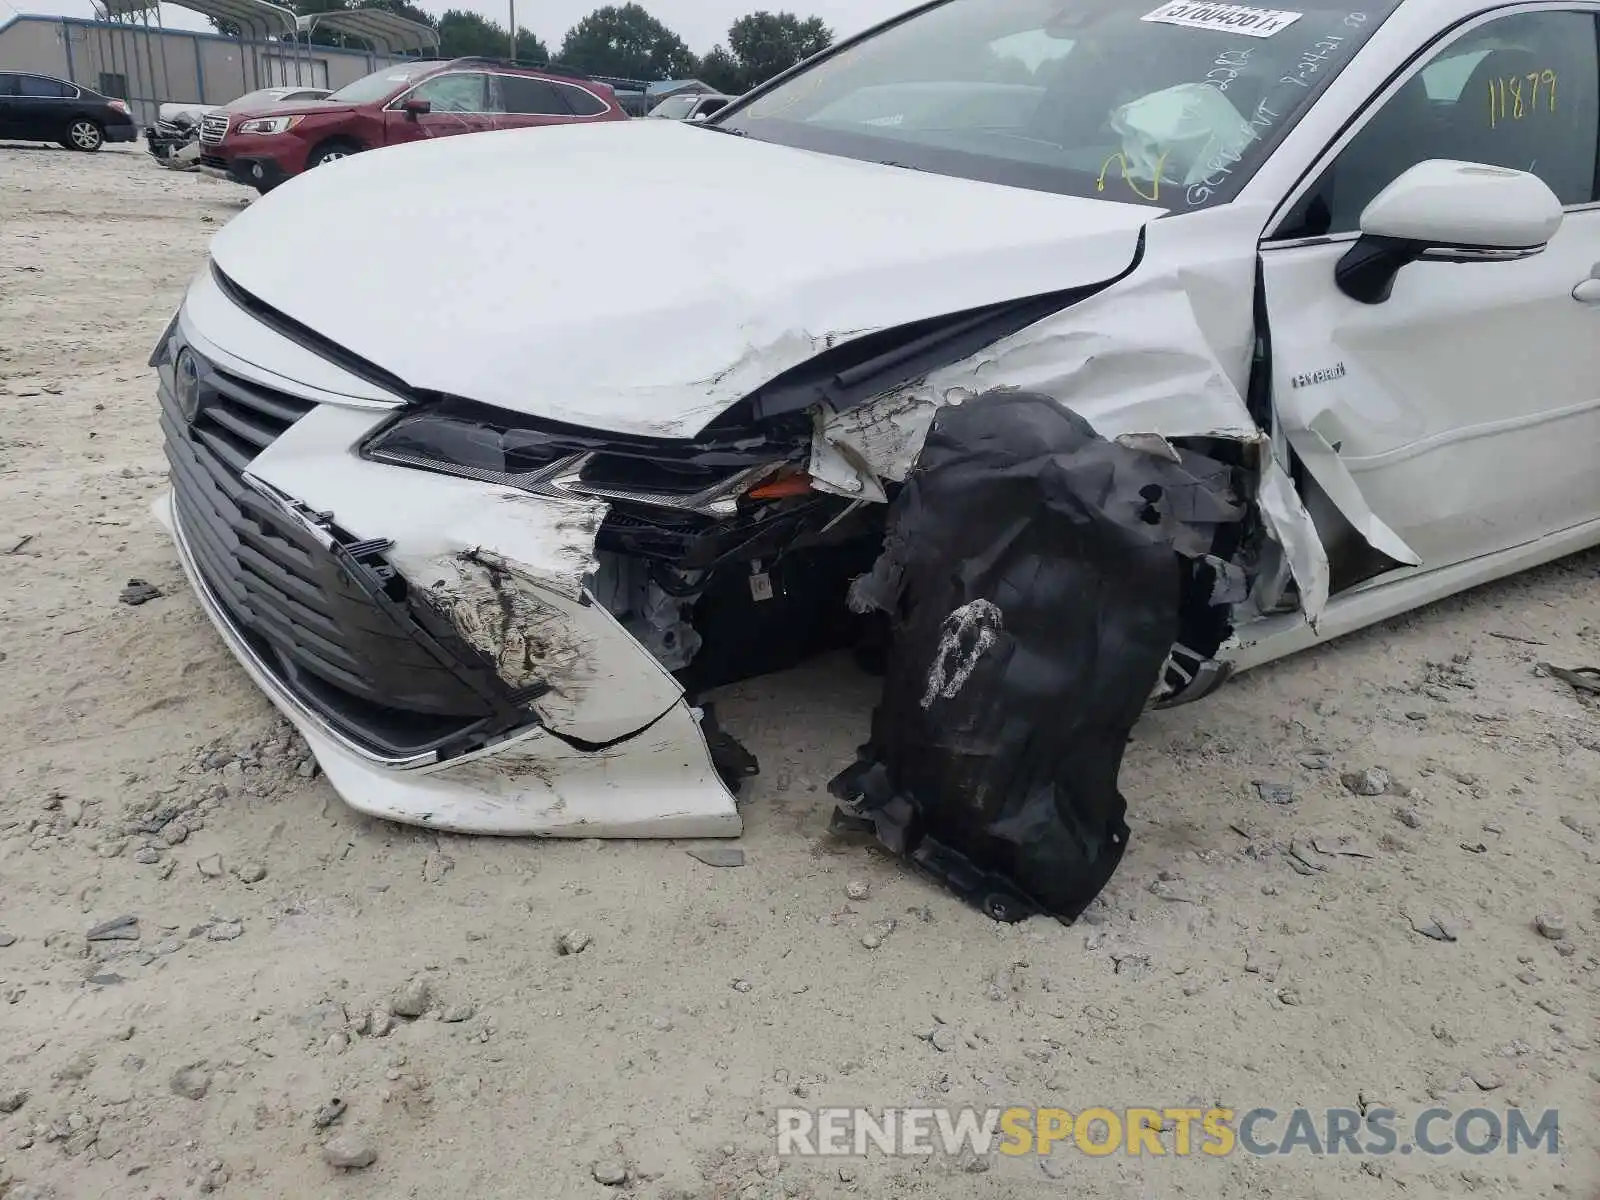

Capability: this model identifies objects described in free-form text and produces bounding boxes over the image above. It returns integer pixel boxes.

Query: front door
[1259,6,1600,588]
[383,71,498,146]
[15,75,75,142]
[0,75,19,138]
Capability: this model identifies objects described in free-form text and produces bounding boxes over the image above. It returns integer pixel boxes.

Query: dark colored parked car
[0,72,137,151]
[204,57,628,193]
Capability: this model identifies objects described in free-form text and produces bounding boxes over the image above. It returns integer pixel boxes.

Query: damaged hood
[210,120,1156,437]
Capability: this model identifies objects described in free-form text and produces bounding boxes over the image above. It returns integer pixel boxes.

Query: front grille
[159,361,519,758]
[199,113,229,144]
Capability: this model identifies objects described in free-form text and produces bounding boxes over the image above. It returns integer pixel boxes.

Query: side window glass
[0,75,19,98]
[483,75,506,114]
[500,77,569,115]
[555,83,607,116]
[1282,10,1600,237]
[20,76,70,98]
[411,72,486,113]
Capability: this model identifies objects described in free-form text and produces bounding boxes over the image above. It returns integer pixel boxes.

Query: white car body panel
[208,120,1157,439]
[1263,209,1600,572]
[1228,513,1600,671]
[180,268,405,408]
[158,102,214,124]
[156,0,1600,836]
[154,490,739,836]
[819,205,1274,479]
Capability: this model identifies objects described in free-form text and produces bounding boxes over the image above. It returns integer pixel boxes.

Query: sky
[3,0,911,54]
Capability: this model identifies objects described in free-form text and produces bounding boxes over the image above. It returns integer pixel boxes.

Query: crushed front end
[152,184,1325,919]
[148,270,787,838]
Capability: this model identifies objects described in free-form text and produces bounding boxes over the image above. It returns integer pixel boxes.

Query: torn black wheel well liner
[832,388,1246,923]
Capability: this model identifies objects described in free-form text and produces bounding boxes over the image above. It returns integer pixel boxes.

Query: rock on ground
[321,1134,377,1170]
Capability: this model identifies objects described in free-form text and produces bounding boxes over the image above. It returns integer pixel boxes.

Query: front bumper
[146,124,192,157]
[220,154,289,190]
[158,484,738,835]
[152,303,740,837]
[196,151,288,190]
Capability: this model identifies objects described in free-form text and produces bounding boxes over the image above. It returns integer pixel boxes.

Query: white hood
[160,101,216,123]
[210,120,1156,438]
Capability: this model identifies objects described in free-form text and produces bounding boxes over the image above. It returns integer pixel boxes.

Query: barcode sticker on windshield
[1141,2,1303,37]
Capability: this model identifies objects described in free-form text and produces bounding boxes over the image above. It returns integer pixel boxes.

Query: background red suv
[202,57,627,192]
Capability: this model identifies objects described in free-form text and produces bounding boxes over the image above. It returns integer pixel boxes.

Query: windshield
[326,62,442,105]
[718,0,1399,206]
[650,95,700,119]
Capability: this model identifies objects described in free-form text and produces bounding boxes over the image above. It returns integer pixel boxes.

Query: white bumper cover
[153,489,741,839]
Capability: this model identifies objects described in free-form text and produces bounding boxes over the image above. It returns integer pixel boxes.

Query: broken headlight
[360,402,807,517]
[362,408,572,486]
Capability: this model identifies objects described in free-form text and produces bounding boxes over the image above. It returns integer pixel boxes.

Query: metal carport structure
[296,9,439,57]
[94,0,310,119]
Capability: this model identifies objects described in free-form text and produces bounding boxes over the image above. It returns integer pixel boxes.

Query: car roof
[437,57,611,88]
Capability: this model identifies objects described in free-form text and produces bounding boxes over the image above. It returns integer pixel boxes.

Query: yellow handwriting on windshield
[1097,149,1169,202]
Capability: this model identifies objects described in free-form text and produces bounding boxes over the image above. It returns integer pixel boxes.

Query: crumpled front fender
[807,212,1330,623]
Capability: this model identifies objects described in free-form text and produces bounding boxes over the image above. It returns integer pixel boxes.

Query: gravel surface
[1,144,1597,1199]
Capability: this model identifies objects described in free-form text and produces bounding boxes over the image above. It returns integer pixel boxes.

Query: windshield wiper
[695,123,747,136]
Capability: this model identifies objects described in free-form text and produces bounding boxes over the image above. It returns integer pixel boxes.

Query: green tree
[558,4,697,81]
[699,10,831,94]
[437,9,549,62]
[696,46,743,94]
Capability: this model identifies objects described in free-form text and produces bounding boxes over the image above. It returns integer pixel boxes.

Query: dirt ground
[0,144,1597,1200]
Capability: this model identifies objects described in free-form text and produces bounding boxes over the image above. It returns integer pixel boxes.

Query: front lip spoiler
[157,488,440,770]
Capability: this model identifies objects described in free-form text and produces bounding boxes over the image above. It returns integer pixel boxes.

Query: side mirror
[689,111,709,122]
[401,97,431,117]
[1336,160,1563,304]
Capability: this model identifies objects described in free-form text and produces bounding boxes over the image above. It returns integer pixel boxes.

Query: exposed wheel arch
[305,138,363,169]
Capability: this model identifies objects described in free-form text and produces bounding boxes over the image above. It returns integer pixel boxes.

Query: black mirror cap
[1334,235,1420,305]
